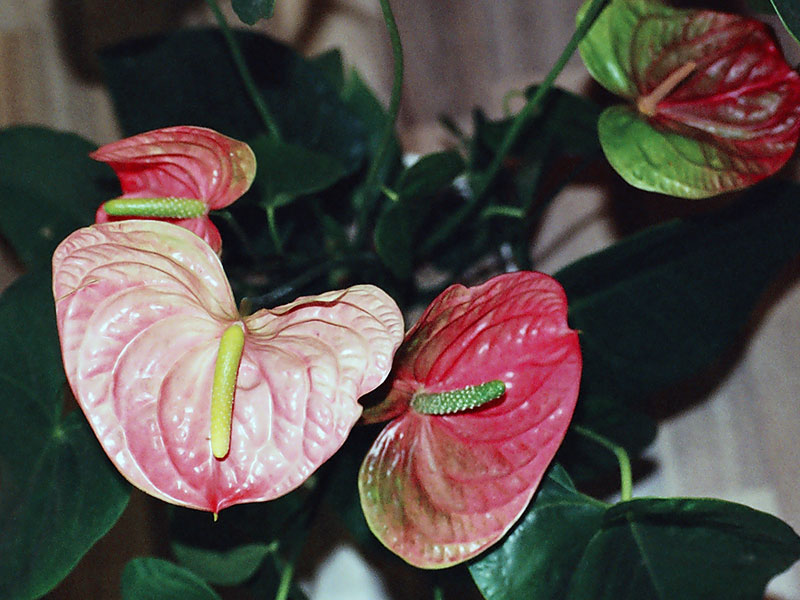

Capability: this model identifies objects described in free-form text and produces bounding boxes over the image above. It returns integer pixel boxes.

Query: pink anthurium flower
[52,220,404,514]
[358,272,582,568]
[92,126,256,253]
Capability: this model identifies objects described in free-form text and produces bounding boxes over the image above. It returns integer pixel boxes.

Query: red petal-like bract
[358,272,582,568]
[91,126,256,252]
[624,2,800,187]
[53,221,404,514]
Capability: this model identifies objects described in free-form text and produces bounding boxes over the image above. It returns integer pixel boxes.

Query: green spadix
[411,380,506,416]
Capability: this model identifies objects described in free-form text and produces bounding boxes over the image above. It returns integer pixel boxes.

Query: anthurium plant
[1,0,800,598]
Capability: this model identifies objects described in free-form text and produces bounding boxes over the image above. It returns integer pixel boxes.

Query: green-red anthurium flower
[52,220,404,514]
[358,271,582,568]
[579,0,800,198]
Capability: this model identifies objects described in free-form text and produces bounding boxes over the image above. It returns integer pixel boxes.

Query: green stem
[420,0,608,255]
[205,0,282,139]
[267,206,283,254]
[481,205,526,220]
[475,0,606,200]
[573,425,633,501]
[433,585,445,600]
[274,559,295,600]
[354,0,404,248]
[364,0,404,195]
[215,209,257,262]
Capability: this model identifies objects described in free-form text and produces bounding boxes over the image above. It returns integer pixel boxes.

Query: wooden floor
[1,1,798,598]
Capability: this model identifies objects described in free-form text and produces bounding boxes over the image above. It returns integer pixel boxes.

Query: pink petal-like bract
[91,126,256,252]
[358,272,582,568]
[52,220,404,513]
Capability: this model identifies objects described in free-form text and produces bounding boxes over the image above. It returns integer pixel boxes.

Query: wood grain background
[1,1,798,598]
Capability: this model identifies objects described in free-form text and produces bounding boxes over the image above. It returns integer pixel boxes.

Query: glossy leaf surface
[53,220,404,513]
[579,0,800,197]
[249,135,347,209]
[470,469,800,600]
[92,126,256,253]
[359,272,582,568]
[0,269,129,600]
[567,498,800,600]
[469,465,607,600]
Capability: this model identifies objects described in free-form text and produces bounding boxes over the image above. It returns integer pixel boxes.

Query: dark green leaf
[374,200,416,280]
[231,0,276,25]
[310,49,345,93]
[341,69,393,156]
[0,127,113,267]
[100,29,367,171]
[0,269,130,600]
[121,558,221,600]
[771,0,800,45]
[471,87,601,170]
[172,542,273,587]
[472,476,800,600]
[396,151,465,201]
[566,498,800,600]
[558,181,800,400]
[748,0,776,12]
[556,181,800,480]
[374,152,464,280]
[249,135,348,208]
[469,465,607,600]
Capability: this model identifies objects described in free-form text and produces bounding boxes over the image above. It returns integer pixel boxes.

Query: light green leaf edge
[577,0,675,99]
[598,105,747,198]
[771,0,800,46]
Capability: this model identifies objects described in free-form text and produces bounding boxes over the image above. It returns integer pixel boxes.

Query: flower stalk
[573,425,633,501]
[637,61,697,116]
[204,0,282,139]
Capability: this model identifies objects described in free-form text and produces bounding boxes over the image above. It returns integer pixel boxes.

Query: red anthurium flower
[358,272,582,568]
[92,126,256,253]
[53,220,404,514]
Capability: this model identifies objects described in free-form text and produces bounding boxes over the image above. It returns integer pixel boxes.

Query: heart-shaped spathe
[358,272,582,568]
[52,220,404,513]
[578,0,800,198]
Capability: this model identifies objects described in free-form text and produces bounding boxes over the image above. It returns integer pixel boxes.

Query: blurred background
[1,0,798,598]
